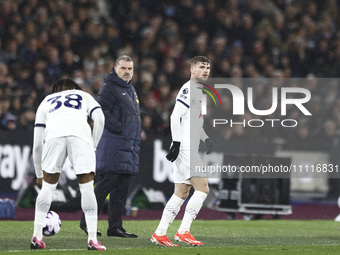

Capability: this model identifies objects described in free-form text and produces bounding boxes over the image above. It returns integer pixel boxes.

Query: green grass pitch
[0,219,340,254]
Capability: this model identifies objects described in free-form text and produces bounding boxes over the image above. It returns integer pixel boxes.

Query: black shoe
[80,223,102,236]
[107,227,138,238]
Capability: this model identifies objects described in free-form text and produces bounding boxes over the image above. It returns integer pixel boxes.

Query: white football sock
[33,181,57,240]
[155,195,184,236]
[178,191,207,234]
[79,180,98,243]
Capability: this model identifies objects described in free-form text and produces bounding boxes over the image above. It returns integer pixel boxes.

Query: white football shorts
[173,149,207,185]
[42,136,95,175]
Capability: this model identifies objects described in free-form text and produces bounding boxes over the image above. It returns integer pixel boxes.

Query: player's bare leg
[174,183,191,200]
[190,177,209,195]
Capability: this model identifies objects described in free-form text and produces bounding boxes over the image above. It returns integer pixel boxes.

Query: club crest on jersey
[182,88,188,94]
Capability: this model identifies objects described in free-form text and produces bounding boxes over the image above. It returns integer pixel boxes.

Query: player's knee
[77,172,94,184]
[180,193,189,200]
[43,171,60,184]
[175,191,189,200]
[202,185,209,195]
[196,185,209,195]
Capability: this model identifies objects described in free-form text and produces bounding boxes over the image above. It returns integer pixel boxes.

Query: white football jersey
[175,80,205,150]
[35,89,101,146]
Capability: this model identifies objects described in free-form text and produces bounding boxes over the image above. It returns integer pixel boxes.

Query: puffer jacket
[95,69,141,175]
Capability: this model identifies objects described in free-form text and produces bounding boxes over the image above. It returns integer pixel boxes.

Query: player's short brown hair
[190,56,210,66]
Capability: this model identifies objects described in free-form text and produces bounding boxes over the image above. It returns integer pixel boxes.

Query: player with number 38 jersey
[35,89,101,147]
[31,78,106,251]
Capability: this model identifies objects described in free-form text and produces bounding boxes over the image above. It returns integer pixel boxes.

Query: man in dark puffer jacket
[80,55,141,238]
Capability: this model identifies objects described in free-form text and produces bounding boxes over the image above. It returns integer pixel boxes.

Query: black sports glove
[166,141,181,162]
[205,138,214,155]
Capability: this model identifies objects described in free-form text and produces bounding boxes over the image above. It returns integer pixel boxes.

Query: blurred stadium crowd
[1,0,340,152]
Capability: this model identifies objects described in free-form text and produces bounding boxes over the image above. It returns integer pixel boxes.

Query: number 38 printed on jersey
[47,94,83,113]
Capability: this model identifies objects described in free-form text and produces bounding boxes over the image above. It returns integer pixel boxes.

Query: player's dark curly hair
[52,78,82,93]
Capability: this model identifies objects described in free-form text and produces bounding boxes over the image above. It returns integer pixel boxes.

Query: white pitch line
[7,247,133,252]
[7,249,84,252]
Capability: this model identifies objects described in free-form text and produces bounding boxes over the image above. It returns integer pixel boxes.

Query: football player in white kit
[30,78,106,250]
[151,56,213,247]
